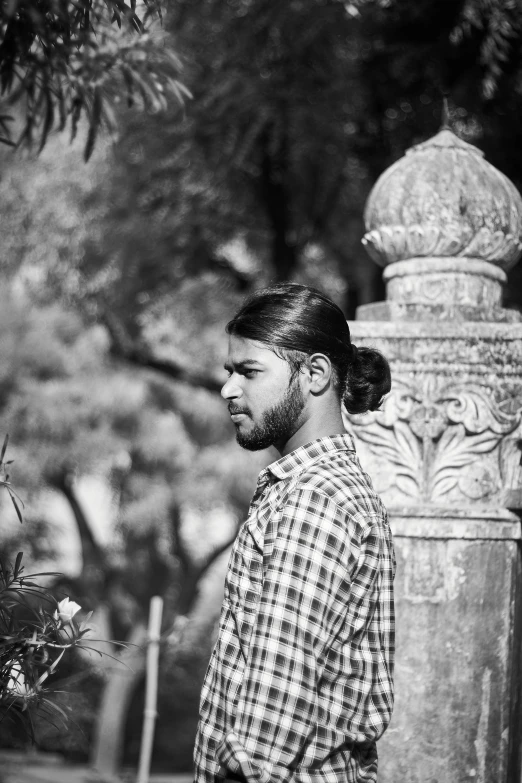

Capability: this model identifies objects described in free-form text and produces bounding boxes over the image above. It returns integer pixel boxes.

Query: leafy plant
[0,436,93,737]
[0,0,190,158]
[0,434,24,523]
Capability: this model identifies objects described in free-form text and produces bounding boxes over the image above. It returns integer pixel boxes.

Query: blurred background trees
[1,0,522,774]
[0,0,189,158]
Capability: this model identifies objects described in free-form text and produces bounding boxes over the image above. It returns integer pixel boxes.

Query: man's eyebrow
[224,359,263,372]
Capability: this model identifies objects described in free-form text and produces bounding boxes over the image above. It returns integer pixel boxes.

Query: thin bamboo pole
[136,595,163,783]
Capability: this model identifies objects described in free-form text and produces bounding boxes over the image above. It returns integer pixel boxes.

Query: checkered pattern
[194,434,395,783]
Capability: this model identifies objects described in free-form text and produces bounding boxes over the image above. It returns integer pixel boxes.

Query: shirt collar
[263,433,355,483]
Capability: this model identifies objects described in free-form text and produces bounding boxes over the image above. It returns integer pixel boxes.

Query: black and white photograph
[0,2,521,783]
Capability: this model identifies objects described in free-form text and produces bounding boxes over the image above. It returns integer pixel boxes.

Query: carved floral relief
[344,376,522,507]
[362,223,522,269]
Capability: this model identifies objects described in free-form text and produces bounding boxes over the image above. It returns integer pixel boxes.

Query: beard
[231,379,305,451]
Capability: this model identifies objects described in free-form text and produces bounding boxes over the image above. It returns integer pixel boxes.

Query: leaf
[41,699,68,722]
[70,98,82,143]
[10,494,23,524]
[354,421,419,480]
[101,98,119,138]
[38,85,55,154]
[23,571,61,579]
[13,552,23,579]
[430,423,502,499]
[431,476,459,500]
[34,649,65,688]
[395,475,420,498]
[131,70,165,113]
[79,611,93,631]
[394,420,422,465]
[434,426,500,470]
[84,87,101,161]
[1,434,9,463]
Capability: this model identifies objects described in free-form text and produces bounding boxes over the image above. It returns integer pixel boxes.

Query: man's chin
[236,430,273,451]
[236,435,264,451]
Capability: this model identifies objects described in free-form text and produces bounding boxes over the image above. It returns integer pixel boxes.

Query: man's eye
[243,370,258,378]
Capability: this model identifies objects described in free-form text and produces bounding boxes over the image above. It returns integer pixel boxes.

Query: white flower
[6,663,31,697]
[54,597,82,626]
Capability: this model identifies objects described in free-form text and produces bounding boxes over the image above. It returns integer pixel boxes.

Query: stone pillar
[344,129,522,783]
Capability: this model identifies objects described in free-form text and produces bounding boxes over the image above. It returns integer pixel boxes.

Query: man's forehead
[226,335,278,363]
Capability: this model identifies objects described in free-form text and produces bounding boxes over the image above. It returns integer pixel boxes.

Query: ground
[0,751,193,783]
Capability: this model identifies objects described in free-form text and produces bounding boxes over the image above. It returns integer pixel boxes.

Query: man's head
[221,283,391,452]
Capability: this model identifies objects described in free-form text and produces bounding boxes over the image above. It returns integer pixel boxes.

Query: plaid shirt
[194,434,395,783]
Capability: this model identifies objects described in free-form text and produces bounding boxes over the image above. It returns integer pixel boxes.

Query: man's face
[222,335,306,451]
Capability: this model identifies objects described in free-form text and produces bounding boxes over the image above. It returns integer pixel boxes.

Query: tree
[56,0,520,352]
[3,0,522,375]
[0,279,262,767]
[0,0,189,158]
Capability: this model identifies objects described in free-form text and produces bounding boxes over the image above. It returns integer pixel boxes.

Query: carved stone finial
[440,95,450,130]
[361,127,522,321]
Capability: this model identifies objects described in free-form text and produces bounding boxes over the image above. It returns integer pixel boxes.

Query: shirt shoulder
[289,449,388,524]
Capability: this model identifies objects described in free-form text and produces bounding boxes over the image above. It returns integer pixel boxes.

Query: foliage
[0,437,93,739]
[0,561,91,734]
[48,0,521,341]
[0,0,189,158]
[351,0,522,99]
[0,284,256,610]
[0,294,253,762]
[442,0,522,99]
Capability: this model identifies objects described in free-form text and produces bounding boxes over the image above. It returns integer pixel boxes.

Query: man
[194,283,395,783]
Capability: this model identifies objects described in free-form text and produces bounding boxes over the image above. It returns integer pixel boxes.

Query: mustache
[228,404,251,416]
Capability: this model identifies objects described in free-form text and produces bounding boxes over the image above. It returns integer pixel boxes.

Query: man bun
[343,346,391,415]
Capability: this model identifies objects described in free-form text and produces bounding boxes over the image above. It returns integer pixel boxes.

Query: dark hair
[226,283,391,414]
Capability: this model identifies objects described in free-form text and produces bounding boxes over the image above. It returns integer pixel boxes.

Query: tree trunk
[90,623,148,780]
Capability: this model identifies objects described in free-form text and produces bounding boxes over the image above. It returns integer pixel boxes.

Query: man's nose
[221,375,242,401]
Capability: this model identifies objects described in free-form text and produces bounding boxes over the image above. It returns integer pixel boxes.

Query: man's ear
[307,353,333,394]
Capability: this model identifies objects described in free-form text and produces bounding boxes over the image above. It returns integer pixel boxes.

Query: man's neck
[276,408,346,457]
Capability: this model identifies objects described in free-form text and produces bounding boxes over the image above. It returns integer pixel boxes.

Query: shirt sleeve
[215,487,384,783]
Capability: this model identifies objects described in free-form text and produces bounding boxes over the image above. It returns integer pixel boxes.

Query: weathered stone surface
[378,535,521,783]
[389,509,520,540]
[343,317,522,782]
[348,126,522,782]
[344,322,522,512]
[362,129,522,271]
[358,258,522,322]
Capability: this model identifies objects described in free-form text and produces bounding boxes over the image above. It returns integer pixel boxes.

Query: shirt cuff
[217,730,271,783]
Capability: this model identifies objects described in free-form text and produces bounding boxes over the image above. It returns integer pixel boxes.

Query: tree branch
[168,503,238,615]
[169,503,193,576]
[47,463,106,573]
[103,312,223,393]
[195,528,238,583]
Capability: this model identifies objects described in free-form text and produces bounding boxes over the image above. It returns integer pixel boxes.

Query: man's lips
[228,407,250,420]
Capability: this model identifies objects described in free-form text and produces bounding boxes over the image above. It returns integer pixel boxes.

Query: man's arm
[216,487,385,783]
